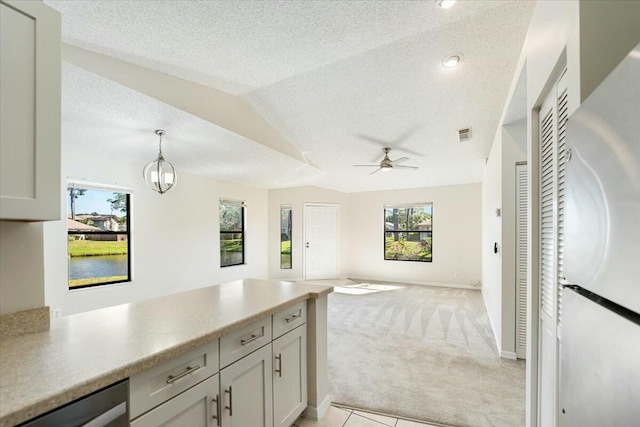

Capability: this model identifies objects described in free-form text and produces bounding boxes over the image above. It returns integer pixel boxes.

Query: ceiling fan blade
[391,157,409,165]
[357,134,389,147]
[369,168,382,175]
[353,164,380,168]
[394,165,419,170]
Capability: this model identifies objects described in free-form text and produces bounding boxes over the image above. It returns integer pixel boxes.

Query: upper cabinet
[0,0,61,221]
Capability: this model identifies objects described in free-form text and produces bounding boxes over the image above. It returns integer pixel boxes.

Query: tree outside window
[384,204,432,262]
[220,199,245,267]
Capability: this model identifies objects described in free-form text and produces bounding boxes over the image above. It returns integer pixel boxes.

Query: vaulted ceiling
[47,0,534,192]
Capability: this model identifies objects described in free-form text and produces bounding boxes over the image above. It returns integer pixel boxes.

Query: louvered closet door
[556,80,568,326]
[516,163,528,359]
[538,70,568,427]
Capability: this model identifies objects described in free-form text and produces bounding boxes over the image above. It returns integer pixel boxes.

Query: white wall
[481,133,503,349]
[348,184,481,287]
[0,222,45,314]
[43,148,268,316]
[268,186,350,281]
[579,1,640,102]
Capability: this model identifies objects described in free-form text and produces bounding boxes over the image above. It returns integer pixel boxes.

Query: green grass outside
[220,239,243,253]
[68,240,128,257]
[280,240,292,268]
[69,275,127,288]
[385,237,432,261]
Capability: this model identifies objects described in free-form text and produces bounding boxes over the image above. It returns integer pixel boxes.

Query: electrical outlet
[454,272,459,279]
[52,309,61,319]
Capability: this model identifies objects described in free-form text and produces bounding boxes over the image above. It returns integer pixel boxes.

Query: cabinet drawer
[130,341,219,420]
[220,317,272,368]
[272,302,306,339]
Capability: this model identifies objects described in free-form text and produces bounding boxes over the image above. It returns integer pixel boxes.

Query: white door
[516,162,528,360]
[220,344,273,427]
[273,326,307,427]
[538,70,568,427]
[304,205,338,280]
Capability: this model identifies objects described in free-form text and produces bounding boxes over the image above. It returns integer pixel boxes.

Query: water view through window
[67,186,130,288]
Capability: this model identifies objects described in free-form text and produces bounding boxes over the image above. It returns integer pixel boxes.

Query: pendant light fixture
[143,129,177,194]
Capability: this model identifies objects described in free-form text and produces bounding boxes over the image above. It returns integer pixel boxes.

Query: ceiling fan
[353,147,418,175]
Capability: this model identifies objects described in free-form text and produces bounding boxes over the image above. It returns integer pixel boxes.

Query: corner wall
[43,148,269,316]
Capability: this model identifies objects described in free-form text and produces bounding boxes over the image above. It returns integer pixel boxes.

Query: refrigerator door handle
[559,277,578,288]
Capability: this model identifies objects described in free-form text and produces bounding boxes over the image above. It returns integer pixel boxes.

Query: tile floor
[293,405,442,427]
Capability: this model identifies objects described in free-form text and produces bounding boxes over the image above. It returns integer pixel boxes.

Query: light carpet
[310,279,525,427]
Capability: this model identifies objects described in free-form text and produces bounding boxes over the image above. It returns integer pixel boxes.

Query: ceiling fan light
[381,166,392,172]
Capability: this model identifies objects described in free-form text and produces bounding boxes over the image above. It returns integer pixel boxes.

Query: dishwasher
[20,380,128,427]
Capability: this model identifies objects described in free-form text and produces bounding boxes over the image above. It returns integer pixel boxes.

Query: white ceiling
[46,0,534,193]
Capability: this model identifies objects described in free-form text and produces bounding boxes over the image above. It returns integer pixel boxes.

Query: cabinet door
[273,325,307,427]
[131,374,221,427]
[220,344,273,427]
[0,0,61,221]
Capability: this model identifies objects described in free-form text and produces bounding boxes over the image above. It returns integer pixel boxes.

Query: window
[220,199,245,267]
[280,205,292,269]
[384,203,433,262]
[67,183,131,289]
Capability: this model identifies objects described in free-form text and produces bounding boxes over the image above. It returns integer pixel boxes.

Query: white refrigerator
[559,42,640,425]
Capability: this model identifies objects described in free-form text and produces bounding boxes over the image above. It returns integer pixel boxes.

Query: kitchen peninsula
[0,279,333,426]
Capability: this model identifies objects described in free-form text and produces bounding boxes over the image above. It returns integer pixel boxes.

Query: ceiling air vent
[458,128,472,142]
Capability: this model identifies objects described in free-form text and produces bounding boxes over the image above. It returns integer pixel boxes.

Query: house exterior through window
[67,182,131,289]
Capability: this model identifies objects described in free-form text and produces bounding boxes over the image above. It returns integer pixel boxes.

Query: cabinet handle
[225,386,233,416]
[285,312,301,323]
[166,365,201,384]
[240,331,264,345]
[275,353,282,377]
[212,394,221,426]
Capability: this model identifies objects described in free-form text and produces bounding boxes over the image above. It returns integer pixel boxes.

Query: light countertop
[0,279,332,427]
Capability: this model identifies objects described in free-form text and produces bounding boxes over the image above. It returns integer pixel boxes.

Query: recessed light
[435,0,456,9]
[442,53,463,68]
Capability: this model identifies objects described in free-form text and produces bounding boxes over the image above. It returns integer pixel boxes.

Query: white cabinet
[220,344,273,427]
[273,325,307,427]
[130,341,219,420]
[131,374,221,427]
[0,0,61,221]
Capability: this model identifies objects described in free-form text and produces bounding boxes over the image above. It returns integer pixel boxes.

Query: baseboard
[481,293,502,356]
[303,395,331,420]
[500,351,518,360]
[347,276,480,290]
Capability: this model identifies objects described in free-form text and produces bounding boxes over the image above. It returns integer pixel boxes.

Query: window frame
[383,203,433,263]
[219,199,246,268]
[66,183,132,290]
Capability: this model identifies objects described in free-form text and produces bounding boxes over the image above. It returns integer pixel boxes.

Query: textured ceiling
[47,0,534,192]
